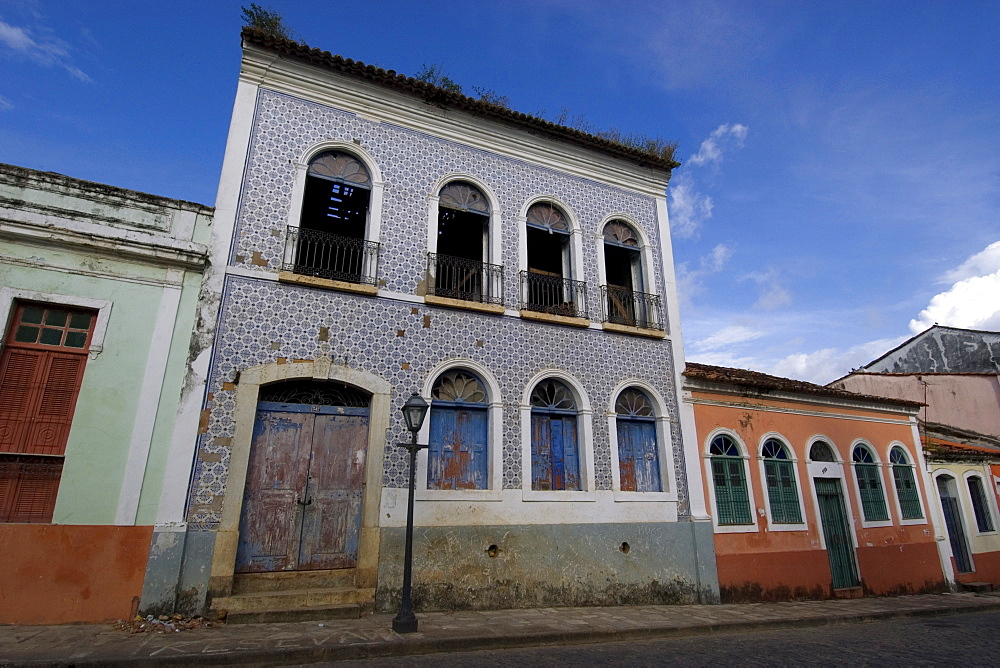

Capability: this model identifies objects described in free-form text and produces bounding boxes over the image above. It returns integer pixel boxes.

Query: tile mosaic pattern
[186,88,687,527]
[231,89,667,323]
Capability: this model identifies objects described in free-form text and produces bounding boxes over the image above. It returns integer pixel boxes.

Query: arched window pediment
[762,438,790,460]
[439,182,490,215]
[431,369,487,404]
[307,151,371,188]
[603,220,640,247]
[526,202,569,233]
[530,379,577,410]
[809,441,836,462]
[615,388,653,417]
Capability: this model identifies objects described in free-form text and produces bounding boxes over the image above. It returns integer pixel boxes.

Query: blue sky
[2,1,998,383]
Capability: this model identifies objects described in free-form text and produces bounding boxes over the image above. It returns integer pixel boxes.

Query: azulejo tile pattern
[230,89,667,324]
[185,87,686,527]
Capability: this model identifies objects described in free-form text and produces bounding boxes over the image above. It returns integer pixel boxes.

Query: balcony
[519,271,589,321]
[281,226,379,287]
[426,253,504,307]
[601,285,665,333]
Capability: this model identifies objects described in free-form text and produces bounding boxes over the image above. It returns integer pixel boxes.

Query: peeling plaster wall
[375,522,718,611]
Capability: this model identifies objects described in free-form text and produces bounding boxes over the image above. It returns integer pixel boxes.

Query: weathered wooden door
[815,477,859,589]
[236,401,369,573]
[617,419,661,492]
[938,476,974,573]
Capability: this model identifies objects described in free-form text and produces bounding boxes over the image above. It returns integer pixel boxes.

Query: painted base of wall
[0,524,153,624]
[717,550,831,602]
[375,521,719,612]
[956,550,1000,587]
[856,542,946,596]
[139,528,216,617]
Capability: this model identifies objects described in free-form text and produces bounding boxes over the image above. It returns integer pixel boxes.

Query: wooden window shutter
[0,455,64,523]
[0,349,45,453]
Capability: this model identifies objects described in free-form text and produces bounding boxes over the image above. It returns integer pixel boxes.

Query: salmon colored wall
[692,389,944,599]
[955,550,1000,586]
[0,525,153,624]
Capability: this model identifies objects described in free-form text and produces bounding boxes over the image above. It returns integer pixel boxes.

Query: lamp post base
[392,613,418,634]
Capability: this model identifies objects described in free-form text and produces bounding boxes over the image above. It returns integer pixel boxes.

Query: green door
[815,477,859,589]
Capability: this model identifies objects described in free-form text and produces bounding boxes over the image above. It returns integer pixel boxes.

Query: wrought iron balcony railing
[601,285,664,330]
[427,253,504,306]
[282,226,380,286]
[519,271,589,319]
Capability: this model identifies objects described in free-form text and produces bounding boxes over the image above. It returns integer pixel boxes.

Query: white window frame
[517,196,585,300]
[703,428,759,534]
[805,436,862,554]
[520,369,596,502]
[607,379,676,502]
[886,442,929,527]
[963,469,1000,537]
[756,432,808,531]
[0,288,112,360]
[849,440,893,529]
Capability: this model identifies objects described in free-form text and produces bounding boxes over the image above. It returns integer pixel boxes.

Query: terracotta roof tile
[683,361,923,408]
[241,28,679,173]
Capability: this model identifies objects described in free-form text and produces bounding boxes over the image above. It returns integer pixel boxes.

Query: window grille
[762,438,802,523]
[889,447,923,520]
[709,434,752,525]
[968,476,995,533]
[853,445,889,522]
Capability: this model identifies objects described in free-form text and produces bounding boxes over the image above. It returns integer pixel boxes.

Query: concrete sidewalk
[4,592,1000,667]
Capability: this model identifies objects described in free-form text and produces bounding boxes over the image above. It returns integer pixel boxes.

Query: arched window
[852,444,888,522]
[614,388,660,492]
[427,370,489,490]
[809,441,836,462]
[529,379,581,491]
[709,434,752,525]
[967,475,995,533]
[761,438,802,523]
[889,447,923,520]
[521,202,586,318]
[291,151,377,284]
[429,182,501,305]
[601,220,660,330]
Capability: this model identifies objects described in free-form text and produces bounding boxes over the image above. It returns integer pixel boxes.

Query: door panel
[941,495,974,573]
[428,406,487,490]
[618,420,660,492]
[815,477,859,589]
[236,410,313,573]
[298,413,369,570]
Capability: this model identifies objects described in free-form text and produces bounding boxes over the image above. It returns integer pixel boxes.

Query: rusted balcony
[282,226,379,286]
[427,253,504,306]
[601,285,664,330]
[519,271,588,319]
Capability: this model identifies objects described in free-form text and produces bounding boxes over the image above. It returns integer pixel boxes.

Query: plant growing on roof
[414,64,463,94]
[241,3,295,41]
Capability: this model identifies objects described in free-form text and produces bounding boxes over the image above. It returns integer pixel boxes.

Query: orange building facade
[685,363,947,602]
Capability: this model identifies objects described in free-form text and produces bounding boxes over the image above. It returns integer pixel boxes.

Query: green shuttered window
[710,435,752,525]
[762,439,802,524]
[853,445,889,522]
[889,447,923,520]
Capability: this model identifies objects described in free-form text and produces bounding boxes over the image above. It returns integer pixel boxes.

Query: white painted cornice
[239,46,671,197]
[0,212,209,272]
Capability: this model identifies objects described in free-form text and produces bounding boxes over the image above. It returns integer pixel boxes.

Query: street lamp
[392,392,429,634]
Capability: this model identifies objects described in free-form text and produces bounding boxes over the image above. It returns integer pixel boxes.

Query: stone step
[211,586,375,613]
[833,587,864,599]
[224,603,363,625]
[233,569,358,594]
[961,581,994,593]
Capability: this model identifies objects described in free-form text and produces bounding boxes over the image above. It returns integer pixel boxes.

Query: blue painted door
[531,412,580,491]
[617,419,661,492]
[236,402,369,572]
[427,404,487,489]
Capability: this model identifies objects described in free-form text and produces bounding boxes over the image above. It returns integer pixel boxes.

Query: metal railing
[427,253,504,305]
[601,285,664,330]
[282,226,380,286]
[519,271,589,319]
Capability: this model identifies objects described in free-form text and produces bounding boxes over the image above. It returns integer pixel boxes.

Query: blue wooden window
[710,434,752,525]
[615,388,661,492]
[968,476,995,533]
[762,438,802,524]
[889,447,923,520]
[852,445,889,522]
[427,370,488,490]
[530,379,581,491]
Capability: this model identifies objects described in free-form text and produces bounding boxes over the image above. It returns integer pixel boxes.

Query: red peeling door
[236,401,369,573]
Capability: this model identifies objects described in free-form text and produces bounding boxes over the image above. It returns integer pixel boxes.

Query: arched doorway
[235,379,372,572]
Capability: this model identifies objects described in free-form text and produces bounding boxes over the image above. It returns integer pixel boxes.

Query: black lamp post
[392,392,429,634]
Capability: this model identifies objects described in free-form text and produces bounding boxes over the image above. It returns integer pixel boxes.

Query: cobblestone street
[335,609,1000,666]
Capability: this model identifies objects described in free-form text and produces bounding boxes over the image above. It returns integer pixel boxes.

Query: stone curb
[8,597,1000,667]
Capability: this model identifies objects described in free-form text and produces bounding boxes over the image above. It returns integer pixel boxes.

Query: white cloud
[767,336,907,385]
[909,240,1000,333]
[675,243,733,304]
[688,123,748,166]
[0,95,12,111]
[0,18,90,81]
[691,325,764,352]
[743,268,791,311]
[668,172,713,238]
